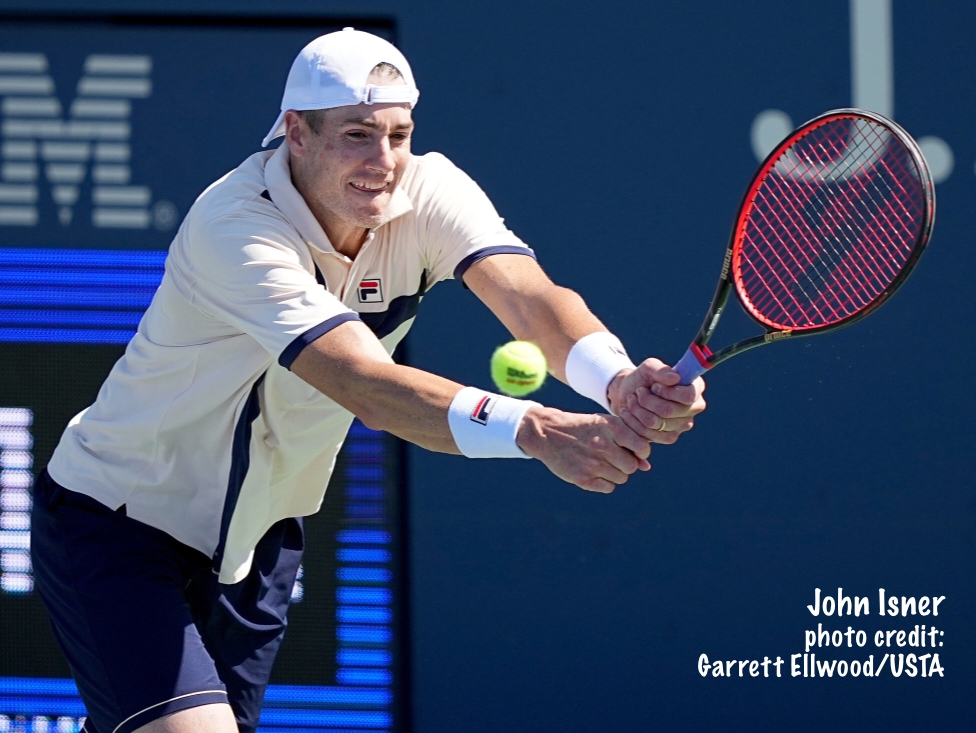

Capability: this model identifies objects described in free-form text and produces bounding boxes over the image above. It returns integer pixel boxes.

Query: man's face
[287,102,414,236]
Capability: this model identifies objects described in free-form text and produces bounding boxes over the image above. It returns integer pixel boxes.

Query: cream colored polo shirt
[47,143,534,583]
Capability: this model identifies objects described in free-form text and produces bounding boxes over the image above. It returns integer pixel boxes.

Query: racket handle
[673,345,711,386]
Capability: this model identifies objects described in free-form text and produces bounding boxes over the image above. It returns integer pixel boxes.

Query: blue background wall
[6,1,974,730]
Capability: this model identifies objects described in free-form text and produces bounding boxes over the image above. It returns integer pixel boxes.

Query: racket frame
[679,108,935,378]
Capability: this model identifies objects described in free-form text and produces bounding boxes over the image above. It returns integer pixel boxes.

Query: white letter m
[0,52,154,229]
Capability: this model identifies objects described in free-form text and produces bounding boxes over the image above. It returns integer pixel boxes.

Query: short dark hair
[370,62,403,82]
[300,63,404,134]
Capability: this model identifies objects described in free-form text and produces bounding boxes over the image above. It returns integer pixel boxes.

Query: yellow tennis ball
[491,340,547,396]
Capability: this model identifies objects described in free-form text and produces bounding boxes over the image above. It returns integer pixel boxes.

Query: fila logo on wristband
[448,387,537,459]
[471,395,494,425]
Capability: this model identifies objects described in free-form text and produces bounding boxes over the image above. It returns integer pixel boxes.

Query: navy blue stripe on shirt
[453,245,537,287]
[212,373,266,575]
[278,312,362,369]
[313,262,327,288]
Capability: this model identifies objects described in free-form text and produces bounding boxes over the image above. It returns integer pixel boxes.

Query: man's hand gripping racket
[673,108,936,386]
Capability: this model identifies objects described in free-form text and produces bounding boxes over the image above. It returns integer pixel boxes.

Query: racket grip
[673,346,710,386]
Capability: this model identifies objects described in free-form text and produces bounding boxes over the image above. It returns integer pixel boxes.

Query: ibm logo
[0,52,176,230]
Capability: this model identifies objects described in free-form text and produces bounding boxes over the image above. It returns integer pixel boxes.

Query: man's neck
[289,164,368,259]
[314,206,368,260]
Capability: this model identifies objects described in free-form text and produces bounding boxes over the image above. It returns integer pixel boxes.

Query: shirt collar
[264,144,414,255]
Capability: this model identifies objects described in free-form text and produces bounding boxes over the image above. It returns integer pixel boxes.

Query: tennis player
[30,29,705,733]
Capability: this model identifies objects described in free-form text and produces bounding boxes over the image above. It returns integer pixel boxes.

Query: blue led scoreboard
[0,14,408,733]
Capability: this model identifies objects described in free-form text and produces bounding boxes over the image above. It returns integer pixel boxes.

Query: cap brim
[261,110,287,148]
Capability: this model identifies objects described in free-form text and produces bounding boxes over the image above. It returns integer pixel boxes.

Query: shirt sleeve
[176,210,360,369]
[410,153,536,286]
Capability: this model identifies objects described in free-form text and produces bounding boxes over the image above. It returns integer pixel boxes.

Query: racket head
[731,109,935,335]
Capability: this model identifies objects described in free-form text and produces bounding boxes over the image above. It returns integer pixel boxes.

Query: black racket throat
[689,278,779,371]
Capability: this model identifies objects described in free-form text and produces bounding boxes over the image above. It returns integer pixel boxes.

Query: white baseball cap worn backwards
[261,27,420,147]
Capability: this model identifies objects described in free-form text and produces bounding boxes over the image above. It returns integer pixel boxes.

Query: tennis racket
[673,108,936,385]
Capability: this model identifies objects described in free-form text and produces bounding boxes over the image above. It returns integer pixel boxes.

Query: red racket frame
[681,108,935,375]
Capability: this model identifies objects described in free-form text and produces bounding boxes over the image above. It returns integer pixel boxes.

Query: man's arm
[461,253,706,442]
[290,319,652,493]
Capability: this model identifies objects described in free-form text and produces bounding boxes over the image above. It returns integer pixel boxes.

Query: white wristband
[565,332,636,413]
[448,387,539,459]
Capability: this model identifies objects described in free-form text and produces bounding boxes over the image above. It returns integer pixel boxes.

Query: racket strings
[768,130,897,304]
[745,186,911,324]
[735,117,925,330]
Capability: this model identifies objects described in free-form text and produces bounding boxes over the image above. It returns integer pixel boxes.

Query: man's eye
[346,131,369,139]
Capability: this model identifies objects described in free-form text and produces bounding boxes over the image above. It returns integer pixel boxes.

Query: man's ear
[284,110,307,156]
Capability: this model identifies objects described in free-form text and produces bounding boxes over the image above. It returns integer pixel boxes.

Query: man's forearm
[461,255,611,382]
[290,319,463,452]
[461,253,705,441]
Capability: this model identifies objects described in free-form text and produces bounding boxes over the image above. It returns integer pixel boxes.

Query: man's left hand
[607,358,706,444]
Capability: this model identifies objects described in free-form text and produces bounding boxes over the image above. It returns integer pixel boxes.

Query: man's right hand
[515,406,652,493]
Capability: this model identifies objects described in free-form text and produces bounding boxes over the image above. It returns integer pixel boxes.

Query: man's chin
[331,196,393,230]
[352,207,390,229]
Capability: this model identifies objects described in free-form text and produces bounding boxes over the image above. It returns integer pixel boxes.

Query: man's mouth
[350,181,388,193]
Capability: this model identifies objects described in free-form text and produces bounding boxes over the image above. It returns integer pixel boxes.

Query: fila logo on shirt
[357,279,384,303]
[470,395,494,425]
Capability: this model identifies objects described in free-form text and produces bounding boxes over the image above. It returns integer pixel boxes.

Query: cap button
[343,27,355,31]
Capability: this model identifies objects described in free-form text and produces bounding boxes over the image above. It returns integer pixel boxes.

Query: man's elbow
[354,405,387,433]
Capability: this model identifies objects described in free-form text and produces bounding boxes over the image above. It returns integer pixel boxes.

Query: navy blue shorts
[30,469,304,733]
